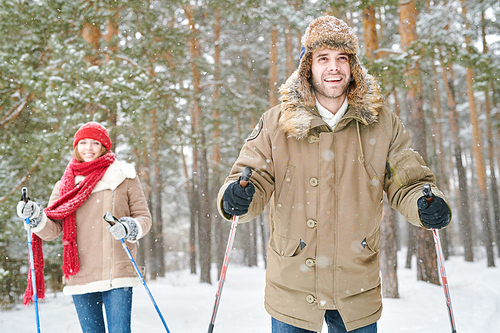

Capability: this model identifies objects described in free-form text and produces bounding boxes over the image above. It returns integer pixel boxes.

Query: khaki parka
[217,73,450,332]
[33,160,152,295]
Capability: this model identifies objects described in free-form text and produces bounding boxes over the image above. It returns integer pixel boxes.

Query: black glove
[222,179,255,217]
[417,195,450,229]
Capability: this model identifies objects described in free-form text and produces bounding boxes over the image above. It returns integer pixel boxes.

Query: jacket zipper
[109,189,115,286]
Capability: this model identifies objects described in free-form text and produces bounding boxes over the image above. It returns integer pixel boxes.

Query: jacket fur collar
[75,160,137,193]
[277,70,384,140]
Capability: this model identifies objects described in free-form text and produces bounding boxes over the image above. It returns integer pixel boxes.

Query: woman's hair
[73,143,108,162]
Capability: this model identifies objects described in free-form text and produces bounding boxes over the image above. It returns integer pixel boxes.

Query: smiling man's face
[310,48,351,107]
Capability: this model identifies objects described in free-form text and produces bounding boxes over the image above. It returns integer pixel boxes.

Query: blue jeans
[272,310,377,333]
[73,287,133,333]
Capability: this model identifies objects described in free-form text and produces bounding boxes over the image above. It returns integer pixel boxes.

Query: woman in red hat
[17,122,152,333]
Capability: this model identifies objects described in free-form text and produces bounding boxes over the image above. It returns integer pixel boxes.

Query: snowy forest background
[1,0,500,309]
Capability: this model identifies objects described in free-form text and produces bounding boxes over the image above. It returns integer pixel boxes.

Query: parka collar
[277,70,384,140]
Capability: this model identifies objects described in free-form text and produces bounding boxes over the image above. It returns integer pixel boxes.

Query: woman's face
[77,138,103,162]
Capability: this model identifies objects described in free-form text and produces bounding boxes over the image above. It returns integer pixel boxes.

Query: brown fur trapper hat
[296,15,367,107]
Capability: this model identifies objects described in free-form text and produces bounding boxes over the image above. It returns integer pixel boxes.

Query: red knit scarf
[23,152,115,305]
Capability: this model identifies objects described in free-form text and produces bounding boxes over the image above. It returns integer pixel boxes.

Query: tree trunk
[440,62,474,262]
[493,80,500,256]
[242,222,252,266]
[212,9,225,277]
[134,144,152,277]
[481,11,500,258]
[149,108,165,279]
[184,5,214,280]
[484,92,500,257]
[184,5,201,276]
[285,18,294,77]
[104,10,119,62]
[362,5,379,62]
[250,219,258,266]
[242,219,258,267]
[269,26,278,107]
[198,135,212,284]
[82,21,101,65]
[399,0,440,285]
[405,226,416,269]
[392,89,400,117]
[462,0,495,267]
[189,175,199,275]
[430,57,451,258]
[493,79,500,255]
[381,194,399,298]
[295,0,302,54]
[465,66,494,267]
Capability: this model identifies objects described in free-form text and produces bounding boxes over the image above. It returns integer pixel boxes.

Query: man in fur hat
[217,15,451,333]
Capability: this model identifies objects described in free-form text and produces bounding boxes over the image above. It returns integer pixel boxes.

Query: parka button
[280,250,285,256]
[277,203,283,208]
[307,135,319,143]
[305,258,315,267]
[306,219,317,228]
[310,178,318,187]
[306,294,316,304]
[286,177,291,182]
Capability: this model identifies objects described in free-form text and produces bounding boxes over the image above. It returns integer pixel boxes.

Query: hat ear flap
[297,53,316,107]
[347,55,367,106]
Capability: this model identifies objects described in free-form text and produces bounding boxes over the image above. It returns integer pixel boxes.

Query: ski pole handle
[103,211,119,226]
[422,184,433,203]
[239,166,252,188]
[22,187,29,203]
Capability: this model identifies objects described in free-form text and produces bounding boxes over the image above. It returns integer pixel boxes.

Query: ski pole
[422,184,457,333]
[21,187,41,333]
[208,166,252,333]
[103,212,171,333]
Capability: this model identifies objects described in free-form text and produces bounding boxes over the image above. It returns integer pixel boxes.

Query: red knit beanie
[73,122,112,151]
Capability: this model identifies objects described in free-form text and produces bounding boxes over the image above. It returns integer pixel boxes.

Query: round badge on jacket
[246,117,263,142]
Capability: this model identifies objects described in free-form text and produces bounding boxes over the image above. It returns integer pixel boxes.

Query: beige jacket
[217,73,450,331]
[33,160,152,295]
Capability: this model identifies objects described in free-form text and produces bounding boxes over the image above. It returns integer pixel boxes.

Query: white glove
[17,201,44,228]
[107,217,139,241]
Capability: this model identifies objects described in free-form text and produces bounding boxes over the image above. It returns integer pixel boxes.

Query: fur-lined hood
[277,68,384,140]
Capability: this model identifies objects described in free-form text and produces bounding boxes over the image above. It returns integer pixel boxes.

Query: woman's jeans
[272,310,377,333]
[73,287,133,333]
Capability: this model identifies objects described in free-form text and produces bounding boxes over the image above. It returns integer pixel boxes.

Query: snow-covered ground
[1,249,499,332]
